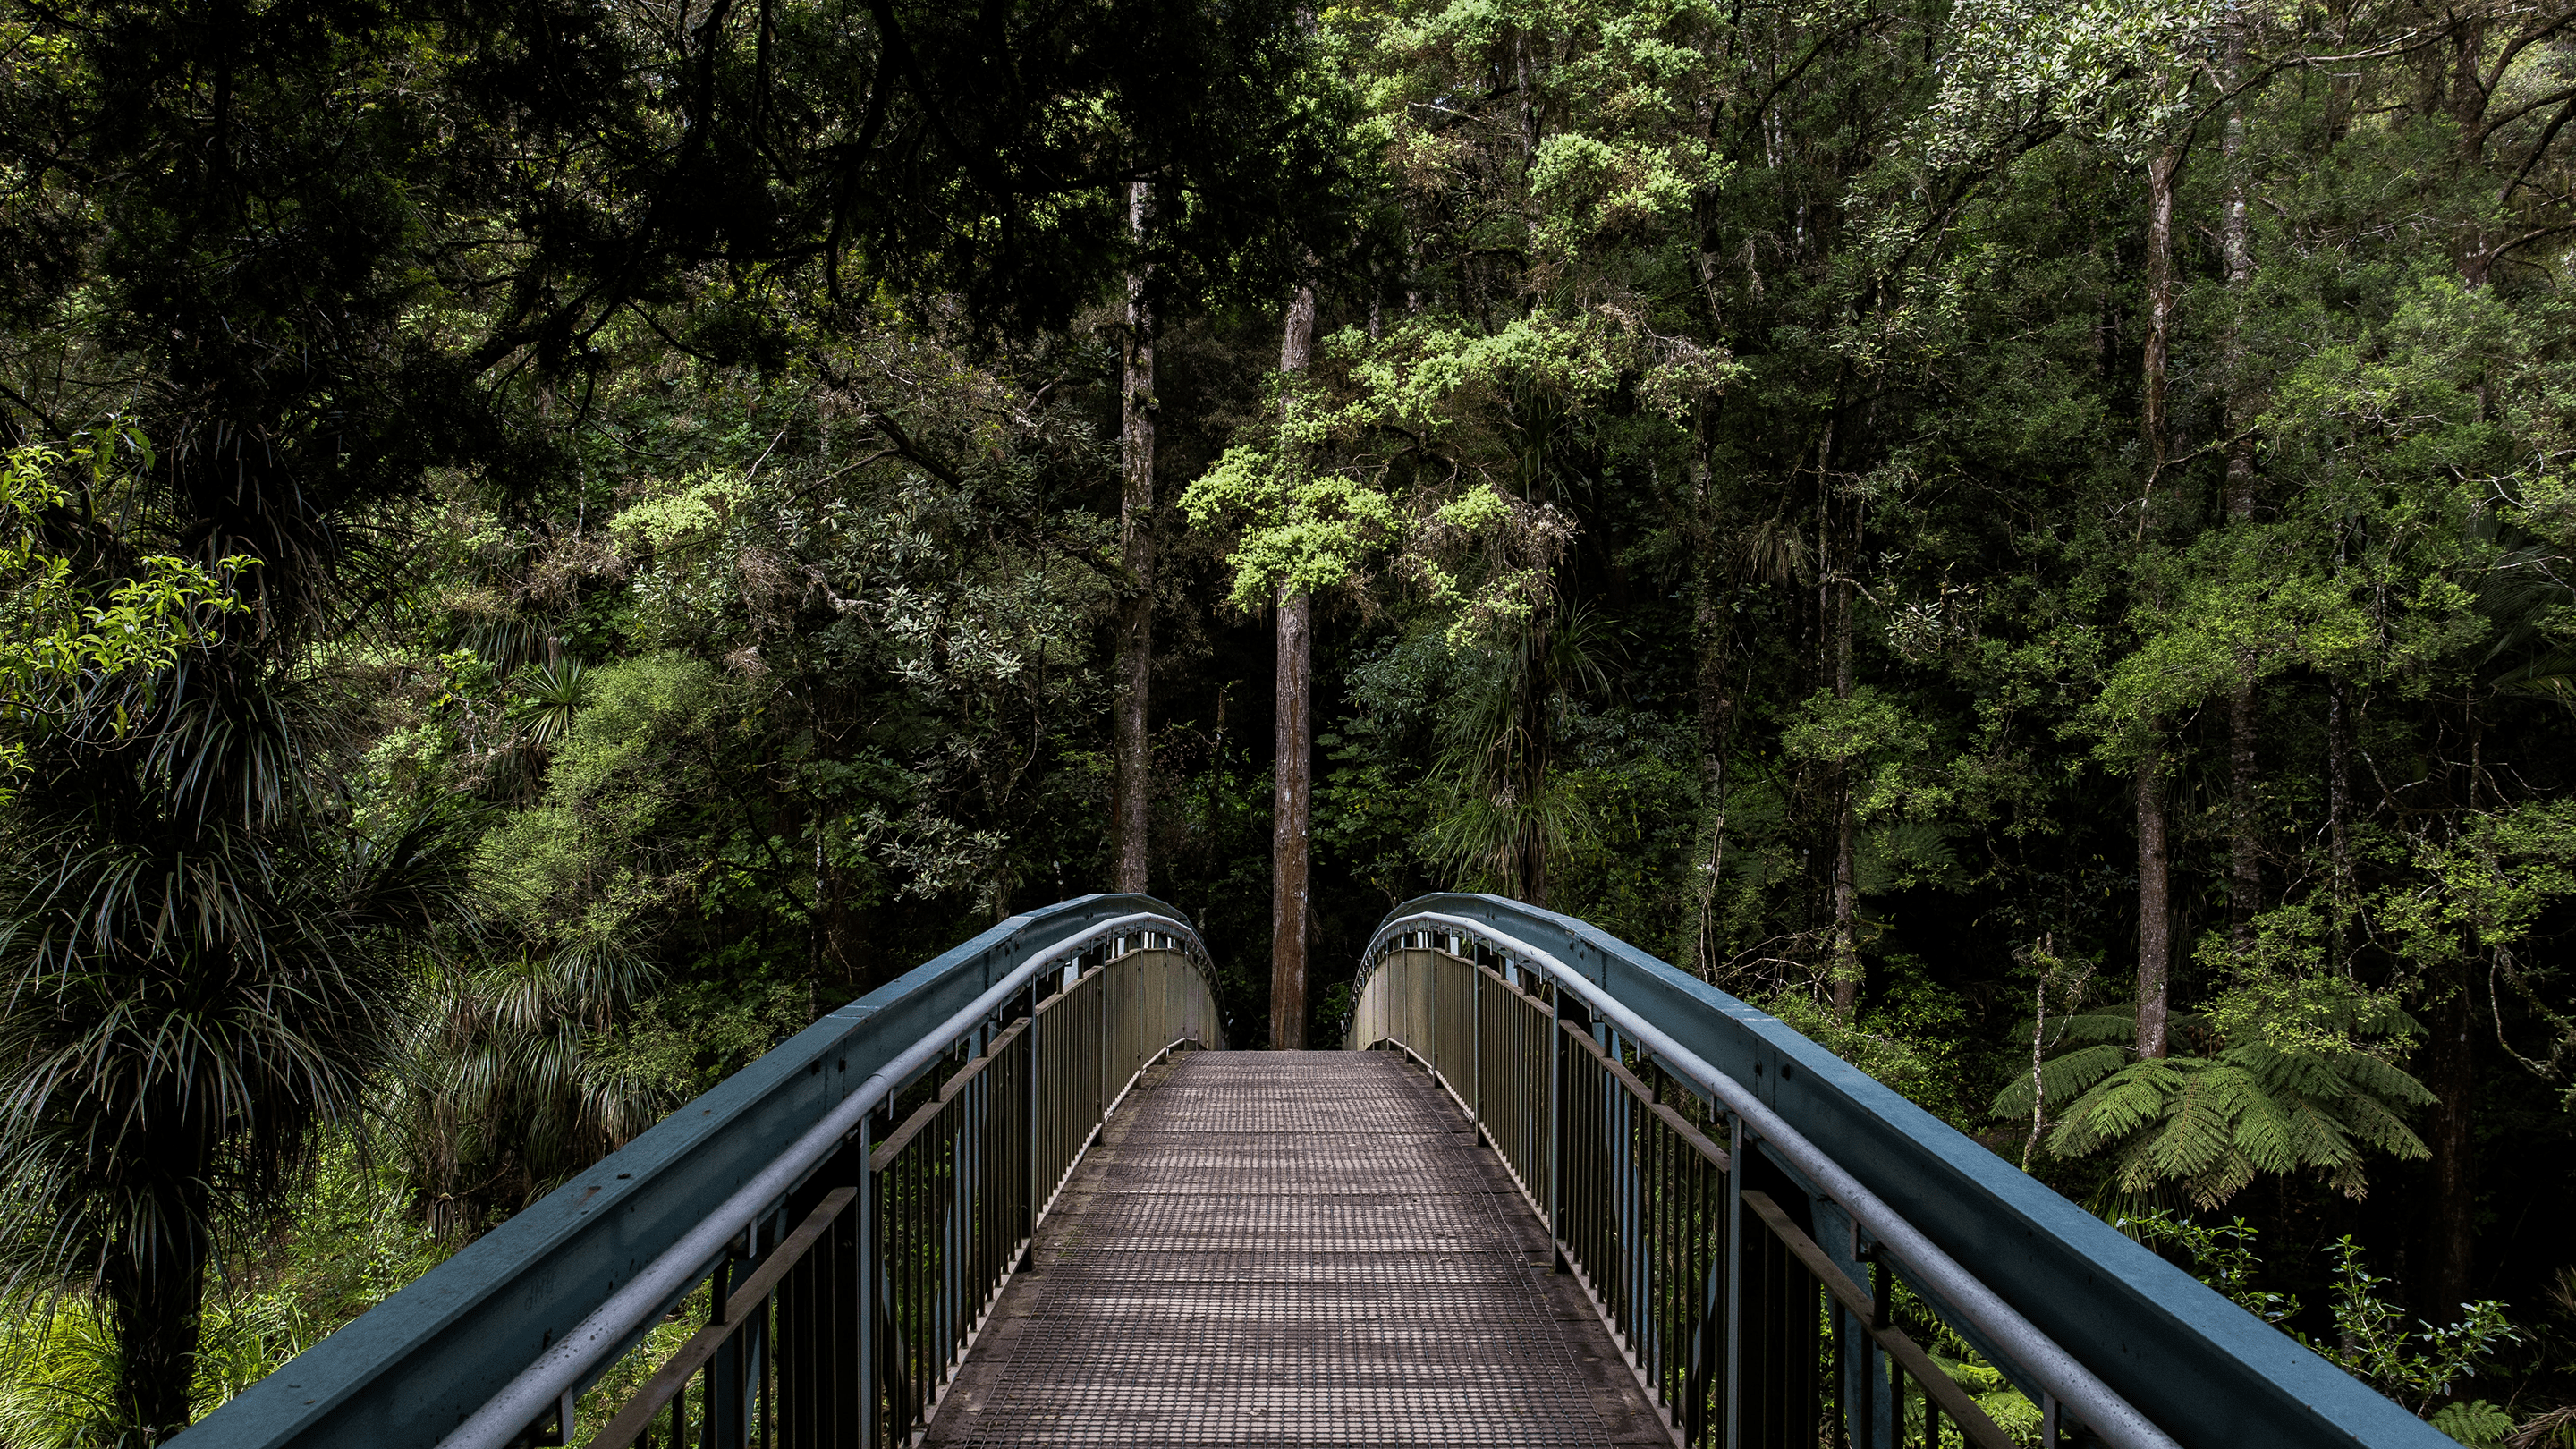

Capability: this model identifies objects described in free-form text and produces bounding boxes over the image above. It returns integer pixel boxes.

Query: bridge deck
[925,1050,1672,1447]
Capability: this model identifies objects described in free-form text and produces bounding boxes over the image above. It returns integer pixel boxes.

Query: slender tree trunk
[2422,965,2477,1312]
[2228,674,2260,951]
[1511,620,1551,906]
[2135,145,2176,1055]
[2328,674,2351,960]
[2135,750,2172,1059]
[2419,703,2485,1309]
[1272,587,1312,1048]
[1111,181,1156,894]
[109,1165,208,1444]
[2137,145,2178,541]
[1690,437,1734,979]
[1270,283,1317,1050]
[2223,13,2262,954]
[1829,516,1858,1015]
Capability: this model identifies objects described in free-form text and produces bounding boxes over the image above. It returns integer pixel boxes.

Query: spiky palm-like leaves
[511,659,590,756]
[1993,1001,2432,1209]
[0,715,478,1441]
[390,937,664,1235]
[1427,606,1612,903]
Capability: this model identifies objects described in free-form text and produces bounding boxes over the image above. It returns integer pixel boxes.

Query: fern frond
[2043,1044,2132,1099]
[2059,1011,2144,1043]
[2335,1053,2436,1106]
[2233,1082,2305,1177]
[2141,1066,2241,1181]
[2275,1097,2357,1178]
[2333,1090,2431,1160]
[2051,1060,2185,1157]
[2182,1148,2257,1211]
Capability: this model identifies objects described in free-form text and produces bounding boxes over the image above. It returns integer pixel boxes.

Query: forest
[0,0,2572,1442]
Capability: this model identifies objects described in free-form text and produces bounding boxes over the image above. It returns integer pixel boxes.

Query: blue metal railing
[1344,894,2452,1449]
[172,894,1219,1449]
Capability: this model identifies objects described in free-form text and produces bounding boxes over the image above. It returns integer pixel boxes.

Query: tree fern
[1995,987,2433,1209]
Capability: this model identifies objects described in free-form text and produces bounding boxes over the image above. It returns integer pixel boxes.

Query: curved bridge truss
[173,892,2445,1449]
[1346,894,2446,1449]
[174,894,1222,1449]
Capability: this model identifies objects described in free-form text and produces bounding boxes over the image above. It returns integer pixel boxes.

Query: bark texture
[1111,180,1156,894]
[2223,14,2262,953]
[1829,565,1858,1014]
[2422,968,2477,1313]
[1270,283,1317,1049]
[2139,144,2178,538]
[2134,750,2172,1060]
[1689,441,1733,979]
[107,1158,208,1444]
[2136,145,2176,1059]
[1272,586,1313,1049]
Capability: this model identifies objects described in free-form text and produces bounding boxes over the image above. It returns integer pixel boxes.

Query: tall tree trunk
[2137,144,2178,541]
[1111,181,1156,894]
[2328,674,2351,962]
[1829,505,1858,1015]
[1689,436,1734,979]
[1272,586,1312,1048]
[2135,144,2177,1057]
[2422,964,2477,1313]
[1270,283,1317,1050]
[107,1161,208,1444]
[2419,703,2486,1310]
[2223,12,2262,954]
[2135,750,2172,1059]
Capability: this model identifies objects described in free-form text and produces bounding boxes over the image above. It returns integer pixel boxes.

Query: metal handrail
[1345,894,2454,1449]
[439,911,1202,1449]
[1361,911,2167,1449]
[172,894,1221,1449]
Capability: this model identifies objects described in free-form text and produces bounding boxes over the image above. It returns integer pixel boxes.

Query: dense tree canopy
[4,0,2576,1441]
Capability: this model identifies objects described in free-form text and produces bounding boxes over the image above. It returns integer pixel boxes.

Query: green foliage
[2122,1209,2301,1325]
[1994,963,2431,1208]
[1780,688,1953,822]
[0,433,250,795]
[2323,1237,2521,1414]
[390,940,668,1232]
[2122,1211,2532,1440]
[2428,1399,2514,1448]
[10,0,2576,1428]
[1422,607,1615,902]
[0,1146,442,1443]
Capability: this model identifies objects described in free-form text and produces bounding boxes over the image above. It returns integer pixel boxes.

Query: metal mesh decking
[928,1051,1667,1448]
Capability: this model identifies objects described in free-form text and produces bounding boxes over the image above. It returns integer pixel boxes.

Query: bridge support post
[1024,978,1039,1273]
[857,1112,877,1449]
[1546,965,1563,1273]
[1725,1112,1742,1449]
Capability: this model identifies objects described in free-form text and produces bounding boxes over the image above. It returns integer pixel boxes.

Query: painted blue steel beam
[1390,893,2450,1449]
[171,894,1196,1449]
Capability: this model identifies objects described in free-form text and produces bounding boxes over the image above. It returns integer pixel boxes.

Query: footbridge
[174,895,2451,1449]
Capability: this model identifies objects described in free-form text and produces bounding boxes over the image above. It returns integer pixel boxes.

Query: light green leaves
[2323,1238,2520,1414]
[1780,687,1953,821]
[1911,0,2214,167]
[1993,947,2432,1211]
[0,432,250,796]
[2377,801,2576,969]
[606,468,750,550]
[1183,423,1402,610]
[2087,526,2374,740]
[2038,1042,2430,1209]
